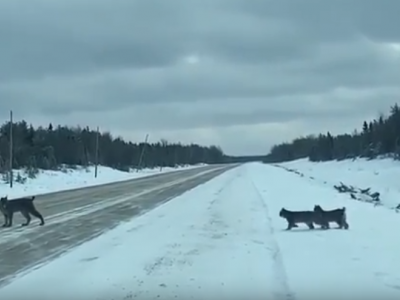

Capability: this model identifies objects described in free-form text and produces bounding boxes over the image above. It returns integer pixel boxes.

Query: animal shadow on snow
[279,226,325,233]
[280,227,345,233]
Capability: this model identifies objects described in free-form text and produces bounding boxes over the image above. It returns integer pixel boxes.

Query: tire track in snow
[246,168,296,300]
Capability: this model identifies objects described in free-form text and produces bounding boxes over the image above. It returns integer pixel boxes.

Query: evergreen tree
[264,103,400,163]
[0,121,226,172]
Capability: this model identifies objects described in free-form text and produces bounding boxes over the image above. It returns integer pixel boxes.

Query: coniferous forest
[0,120,226,173]
[265,103,400,163]
[7,100,395,174]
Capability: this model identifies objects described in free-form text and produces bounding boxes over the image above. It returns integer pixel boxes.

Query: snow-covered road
[1,162,400,299]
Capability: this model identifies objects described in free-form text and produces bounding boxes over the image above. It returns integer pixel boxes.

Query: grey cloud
[231,0,400,41]
[2,47,399,117]
[1,0,400,155]
[13,88,392,134]
[0,0,194,81]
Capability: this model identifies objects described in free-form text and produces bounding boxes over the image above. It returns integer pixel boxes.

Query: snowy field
[0,164,205,199]
[1,162,400,299]
[279,157,400,208]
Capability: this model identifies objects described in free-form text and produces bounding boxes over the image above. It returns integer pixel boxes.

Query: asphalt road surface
[0,164,238,287]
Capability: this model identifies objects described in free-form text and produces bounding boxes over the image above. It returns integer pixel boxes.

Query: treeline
[265,103,400,163]
[0,120,226,172]
[224,155,266,163]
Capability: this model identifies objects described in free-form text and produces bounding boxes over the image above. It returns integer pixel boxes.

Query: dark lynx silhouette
[313,205,349,229]
[0,196,45,227]
[279,208,329,230]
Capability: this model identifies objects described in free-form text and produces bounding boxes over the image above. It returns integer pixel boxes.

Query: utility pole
[9,110,13,188]
[94,126,99,178]
[137,133,149,172]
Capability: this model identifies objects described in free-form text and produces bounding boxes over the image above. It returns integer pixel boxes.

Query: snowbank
[0,164,206,199]
[278,157,400,209]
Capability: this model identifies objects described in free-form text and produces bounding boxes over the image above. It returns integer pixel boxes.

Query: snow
[278,157,400,208]
[1,162,400,299]
[0,164,205,199]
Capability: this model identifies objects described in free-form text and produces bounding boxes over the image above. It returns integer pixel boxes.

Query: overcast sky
[0,0,399,156]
